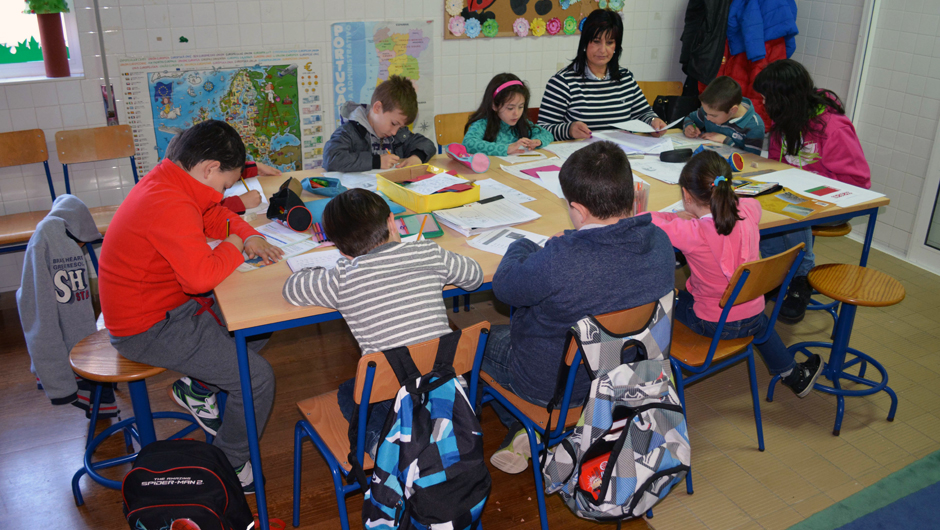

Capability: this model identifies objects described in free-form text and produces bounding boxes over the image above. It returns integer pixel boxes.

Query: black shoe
[782,354,823,398]
[778,276,811,324]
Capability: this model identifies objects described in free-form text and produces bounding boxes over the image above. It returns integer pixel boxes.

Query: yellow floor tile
[791,492,836,519]
[756,506,805,530]
[757,468,821,505]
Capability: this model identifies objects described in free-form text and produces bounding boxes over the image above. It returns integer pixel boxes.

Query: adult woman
[539,10,666,140]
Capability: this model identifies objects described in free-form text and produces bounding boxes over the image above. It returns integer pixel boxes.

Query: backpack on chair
[542,291,690,521]
[347,329,491,530]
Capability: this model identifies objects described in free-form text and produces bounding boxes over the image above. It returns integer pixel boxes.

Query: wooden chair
[481,301,664,530]
[0,129,56,202]
[670,244,805,492]
[767,264,903,435]
[636,81,683,106]
[292,321,490,529]
[69,328,205,506]
[434,111,472,152]
[806,223,854,327]
[55,125,139,196]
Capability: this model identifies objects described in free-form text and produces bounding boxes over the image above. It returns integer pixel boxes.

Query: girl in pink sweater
[754,59,871,325]
[651,151,822,397]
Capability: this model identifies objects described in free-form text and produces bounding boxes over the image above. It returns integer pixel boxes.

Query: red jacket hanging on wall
[699,37,789,124]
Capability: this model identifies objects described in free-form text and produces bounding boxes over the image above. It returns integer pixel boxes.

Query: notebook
[432,196,541,237]
[286,249,343,273]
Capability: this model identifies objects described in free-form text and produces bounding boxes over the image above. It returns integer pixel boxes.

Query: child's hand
[245,237,284,265]
[380,152,400,169]
[684,124,700,138]
[255,162,281,176]
[239,190,262,209]
[394,155,422,168]
[570,121,592,139]
[521,138,541,149]
[701,132,727,144]
[508,140,528,154]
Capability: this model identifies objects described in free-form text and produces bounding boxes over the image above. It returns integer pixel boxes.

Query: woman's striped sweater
[538,66,659,141]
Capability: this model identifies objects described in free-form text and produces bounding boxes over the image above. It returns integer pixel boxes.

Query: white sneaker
[235,461,254,495]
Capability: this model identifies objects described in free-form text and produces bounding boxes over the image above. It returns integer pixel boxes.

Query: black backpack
[122,439,254,530]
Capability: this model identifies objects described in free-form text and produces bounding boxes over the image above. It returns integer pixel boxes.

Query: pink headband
[494,80,523,97]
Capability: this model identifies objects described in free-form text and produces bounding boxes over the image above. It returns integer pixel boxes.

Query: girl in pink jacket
[650,151,822,397]
[754,59,871,325]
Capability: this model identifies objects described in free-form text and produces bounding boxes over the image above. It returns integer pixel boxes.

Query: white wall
[0,0,688,291]
[791,0,866,106]
[854,0,940,255]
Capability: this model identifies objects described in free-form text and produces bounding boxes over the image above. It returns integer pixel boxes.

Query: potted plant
[23,0,71,77]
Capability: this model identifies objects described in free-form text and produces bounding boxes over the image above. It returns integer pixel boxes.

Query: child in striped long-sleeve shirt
[282,188,484,456]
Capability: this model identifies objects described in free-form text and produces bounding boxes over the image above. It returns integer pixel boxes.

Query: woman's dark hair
[464,73,531,141]
[323,188,391,258]
[569,9,623,81]
[754,59,845,157]
[166,119,246,173]
[559,140,633,219]
[679,151,741,236]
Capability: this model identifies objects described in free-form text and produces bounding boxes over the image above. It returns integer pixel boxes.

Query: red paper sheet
[521,165,561,179]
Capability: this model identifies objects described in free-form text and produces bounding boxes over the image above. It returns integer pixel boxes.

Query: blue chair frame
[292,323,490,529]
[55,125,139,196]
[480,302,663,530]
[669,245,805,495]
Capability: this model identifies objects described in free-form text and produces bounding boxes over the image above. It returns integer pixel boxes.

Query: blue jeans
[481,325,553,429]
[759,227,814,277]
[675,290,795,375]
[336,378,392,459]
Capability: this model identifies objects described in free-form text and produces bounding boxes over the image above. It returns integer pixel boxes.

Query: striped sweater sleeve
[281,266,340,308]
[538,73,575,140]
[438,246,484,291]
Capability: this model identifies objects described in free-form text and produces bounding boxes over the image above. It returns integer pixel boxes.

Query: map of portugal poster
[120,49,324,175]
[331,21,434,139]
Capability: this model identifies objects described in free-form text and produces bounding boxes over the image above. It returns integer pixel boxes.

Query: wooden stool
[806,223,854,326]
[767,264,904,435]
[69,329,203,506]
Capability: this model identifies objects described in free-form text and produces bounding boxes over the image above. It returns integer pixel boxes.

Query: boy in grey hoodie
[16,194,117,417]
[323,75,435,172]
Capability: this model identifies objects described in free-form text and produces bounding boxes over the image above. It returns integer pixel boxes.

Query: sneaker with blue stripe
[171,377,222,436]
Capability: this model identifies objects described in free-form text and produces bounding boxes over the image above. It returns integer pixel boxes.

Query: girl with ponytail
[650,151,822,397]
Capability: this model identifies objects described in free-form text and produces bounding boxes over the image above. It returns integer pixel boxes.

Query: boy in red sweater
[98,120,282,492]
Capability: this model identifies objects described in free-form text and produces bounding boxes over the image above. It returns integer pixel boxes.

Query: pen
[416,215,429,241]
[226,219,230,238]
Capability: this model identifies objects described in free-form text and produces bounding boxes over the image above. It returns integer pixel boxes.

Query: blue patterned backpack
[542,291,690,520]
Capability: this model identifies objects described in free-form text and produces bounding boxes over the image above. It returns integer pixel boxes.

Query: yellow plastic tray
[376,164,480,214]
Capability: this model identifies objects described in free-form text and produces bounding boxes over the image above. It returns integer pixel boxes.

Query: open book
[432,196,541,237]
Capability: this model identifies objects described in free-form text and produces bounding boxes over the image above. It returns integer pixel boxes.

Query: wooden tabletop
[0,205,120,247]
[213,146,890,332]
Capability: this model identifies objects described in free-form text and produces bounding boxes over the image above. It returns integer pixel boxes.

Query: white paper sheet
[254,221,312,247]
[747,168,885,208]
[237,238,322,272]
[630,156,685,185]
[499,157,563,181]
[594,130,674,154]
[404,173,469,195]
[544,138,602,160]
[468,228,549,256]
[433,198,541,236]
[222,177,269,215]
[612,117,683,134]
[286,248,343,273]
[496,151,547,164]
[327,171,378,191]
[476,178,537,204]
[534,170,565,199]
[659,199,686,213]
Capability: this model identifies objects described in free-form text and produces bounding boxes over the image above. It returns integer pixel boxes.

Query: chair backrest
[353,320,489,404]
[563,301,659,366]
[636,81,683,106]
[720,243,806,308]
[55,125,135,165]
[0,129,49,167]
[527,107,539,123]
[434,111,472,147]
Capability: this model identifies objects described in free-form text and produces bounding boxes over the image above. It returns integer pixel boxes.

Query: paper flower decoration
[560,0,571,8]
[564,16,578,34]
[23,0,69,14]
[608,0,624,9]
[482,19,499,38]
[465,18,482,39]
[445,0,464,17]
[448,15,466,37]
[530,17,546,37]
[512,17,529,37]
[545,17,562,35]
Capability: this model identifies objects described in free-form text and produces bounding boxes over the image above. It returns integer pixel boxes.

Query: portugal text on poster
[120,49,325,175]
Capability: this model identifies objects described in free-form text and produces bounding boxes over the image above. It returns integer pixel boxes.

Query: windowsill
[0,70,85,86]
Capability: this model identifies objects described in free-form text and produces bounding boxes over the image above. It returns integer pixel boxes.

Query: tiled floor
[647,236,940,530]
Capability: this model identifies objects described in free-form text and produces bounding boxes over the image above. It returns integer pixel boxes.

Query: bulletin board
[444,0,624,40]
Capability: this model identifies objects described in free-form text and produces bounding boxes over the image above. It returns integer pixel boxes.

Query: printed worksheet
[286,248,343,273]
[468,228,549,256]
[476,178,537,203]
[222,177,268,215]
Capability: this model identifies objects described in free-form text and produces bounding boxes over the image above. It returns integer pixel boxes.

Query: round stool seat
[70,329,164,383]
[808,264,905,307]
[812,222,852,238]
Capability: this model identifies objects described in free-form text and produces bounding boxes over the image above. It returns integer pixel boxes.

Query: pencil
[416,215,429,241]
[241,176,249,193]
[226,219,230,238]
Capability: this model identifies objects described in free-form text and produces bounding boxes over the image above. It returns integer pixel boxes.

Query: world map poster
[331,21,435,139]
[120,49,325,175]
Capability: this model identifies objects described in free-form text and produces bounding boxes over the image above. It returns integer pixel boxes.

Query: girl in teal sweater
[463,73,553,156]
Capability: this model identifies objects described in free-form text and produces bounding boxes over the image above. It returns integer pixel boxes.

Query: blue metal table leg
[128,379,156,445]
[235,329,269,530]
[859,209,877,267]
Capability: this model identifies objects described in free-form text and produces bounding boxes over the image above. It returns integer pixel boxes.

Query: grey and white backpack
[542,291,690,520]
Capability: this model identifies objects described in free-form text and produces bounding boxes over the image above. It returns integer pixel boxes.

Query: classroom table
[213,147,889,529]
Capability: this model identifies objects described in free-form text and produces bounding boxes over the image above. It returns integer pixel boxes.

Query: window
[0,0,82,81]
